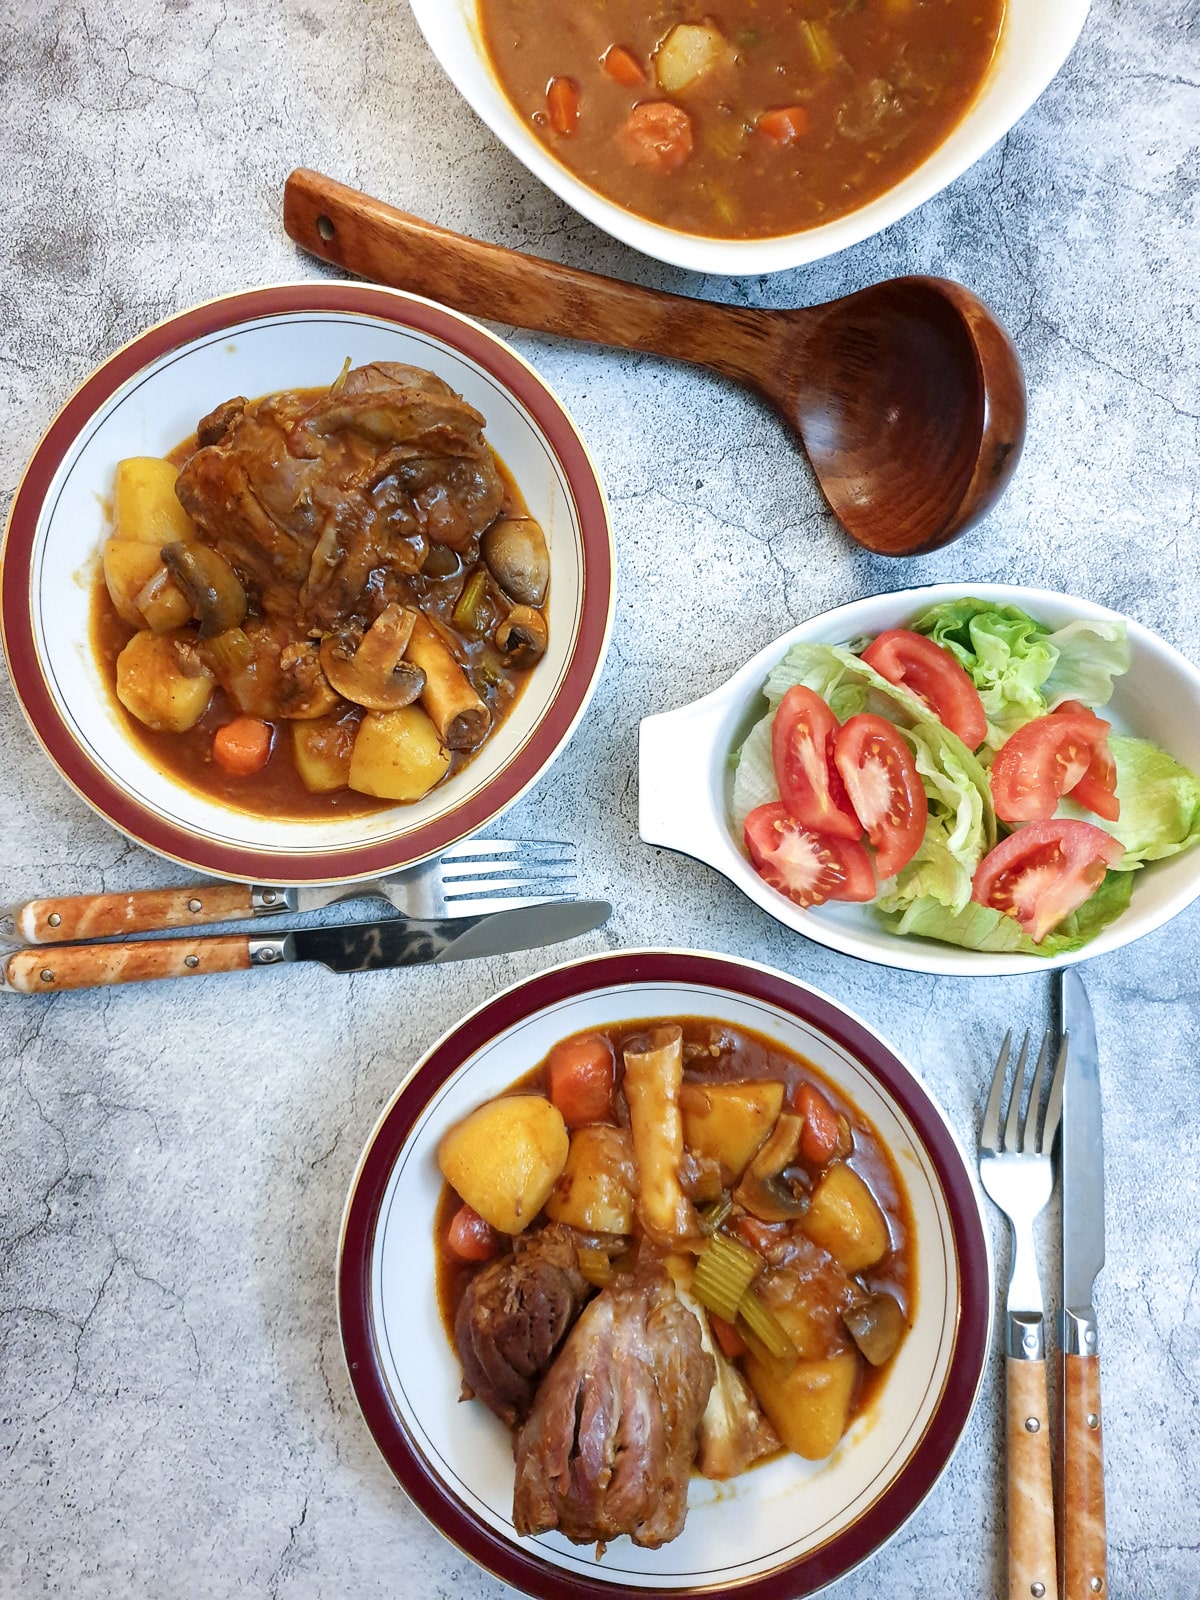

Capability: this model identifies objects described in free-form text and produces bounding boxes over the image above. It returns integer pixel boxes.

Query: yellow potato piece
[438,1095,569,1235]
[655,23,729,92]
[115,630,213,733]
[348,705,450,801]
[745,1351,859,1460]
[103,540,165,627]
[680,1080,784,1180]
[112,457,196,546]
[802,1163,891,1272]
[292,714,355,794]
[544,1125,636,1235]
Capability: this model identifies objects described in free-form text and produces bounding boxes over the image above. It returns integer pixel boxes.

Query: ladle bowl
[284,169,1026,557]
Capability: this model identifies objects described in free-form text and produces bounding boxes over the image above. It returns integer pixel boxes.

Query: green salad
[730,598,1200,956]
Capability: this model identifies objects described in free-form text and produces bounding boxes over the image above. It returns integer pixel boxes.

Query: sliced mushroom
[843,1292,906,1367]
[733,1112,808,1223]
[160,542,248,638]
[495,605,548,669]
[318,604,426,711]
[482,516,549,607]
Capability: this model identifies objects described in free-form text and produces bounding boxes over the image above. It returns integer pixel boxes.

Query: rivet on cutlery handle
[4,936,257,991]
[1061,1326,1106,1599]
[10,885,273,944]
[1006,1321,1058,1600]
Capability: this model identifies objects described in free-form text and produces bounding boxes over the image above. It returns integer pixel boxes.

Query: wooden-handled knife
[1058,970,1108,1599]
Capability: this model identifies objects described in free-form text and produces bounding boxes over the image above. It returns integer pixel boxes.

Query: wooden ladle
[284,169,1026,557]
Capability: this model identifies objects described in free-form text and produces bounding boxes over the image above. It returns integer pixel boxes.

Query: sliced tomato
[744,803,875,908]
[989,710,1115,823]
[771,686,861,840]
[971,821,1125,943]
[861,630,988,749]
[833,714,927,879]
[1053,701,1120,821]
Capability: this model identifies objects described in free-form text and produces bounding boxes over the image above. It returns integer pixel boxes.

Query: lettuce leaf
[1059,735,1200,866]
[908,598,1132,746]
[876,869,1135,957]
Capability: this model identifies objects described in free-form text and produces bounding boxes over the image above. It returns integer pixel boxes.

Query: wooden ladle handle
[283,169,793,393]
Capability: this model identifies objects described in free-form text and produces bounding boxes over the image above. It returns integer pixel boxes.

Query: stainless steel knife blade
[262,899,611,973]
[1059,968,1105,1335]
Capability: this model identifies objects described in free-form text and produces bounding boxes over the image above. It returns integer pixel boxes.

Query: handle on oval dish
[639,693,737,871]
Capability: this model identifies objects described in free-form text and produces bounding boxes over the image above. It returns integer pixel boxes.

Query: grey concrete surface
[1,1,1198,1596]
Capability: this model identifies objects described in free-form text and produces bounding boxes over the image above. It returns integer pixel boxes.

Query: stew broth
[479,0,1005,239]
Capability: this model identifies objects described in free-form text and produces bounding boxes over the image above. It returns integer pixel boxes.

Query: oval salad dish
[640,585,1200,978]
[338,949,991,1598]
[0,283,615,884]
[409,0,1090,275]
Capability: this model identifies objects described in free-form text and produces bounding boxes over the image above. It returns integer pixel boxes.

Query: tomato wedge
[971,821,1125,944]
[771,686,862,840]
[1054,701,1120,821]
[861,630,988,749]
[744,803,875,908]
[990,708,1117,823]
[833,714,928,879]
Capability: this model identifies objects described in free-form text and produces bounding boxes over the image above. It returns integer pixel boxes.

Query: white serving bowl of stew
[639,584,1200,977]
[409,0,1090,274]
[338,948,991,1598]
[1,283,615,884]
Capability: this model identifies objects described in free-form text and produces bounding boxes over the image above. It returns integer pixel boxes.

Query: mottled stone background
[1,1,1197,1596]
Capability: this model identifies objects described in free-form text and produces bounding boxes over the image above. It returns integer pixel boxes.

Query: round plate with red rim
[338,948,992,1598]
[0,283,614,883]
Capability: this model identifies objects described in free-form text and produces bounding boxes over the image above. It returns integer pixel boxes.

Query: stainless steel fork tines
[979,1028,1068,1359]
[401,838,577,917]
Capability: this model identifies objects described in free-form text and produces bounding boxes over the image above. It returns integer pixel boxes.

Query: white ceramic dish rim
[336,947,995,1598]
[408,0,1091,274]
[639,583,1200,977]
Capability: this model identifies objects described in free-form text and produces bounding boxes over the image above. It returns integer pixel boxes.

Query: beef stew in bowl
[434,1016,915,1551]
[478,0,1005,240]
[94,361,551,819]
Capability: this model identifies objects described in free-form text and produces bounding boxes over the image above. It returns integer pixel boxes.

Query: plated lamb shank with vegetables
[94,361,550,815]
[435,1018,913,1553]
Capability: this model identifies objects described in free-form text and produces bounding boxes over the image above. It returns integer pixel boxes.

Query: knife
[1058,969,1107,1600]
[1,901,611,992]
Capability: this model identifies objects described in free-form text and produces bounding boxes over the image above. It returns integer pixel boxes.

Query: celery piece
[576,1246,612,1289]
[738,1285,797,1362]
[452,568,490,634]
[692,1231,760,1324]
[800,19,842,72]
[206,626,253,678]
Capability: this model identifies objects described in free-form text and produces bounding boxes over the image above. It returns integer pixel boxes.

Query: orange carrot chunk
[757,106,810,145]
[793,1081,841,1165]
[547,76,581,136]
[616,102,694,173]
[602,44,645,86]
[709,1312,749,1361]
[447,1203,502,1262]
[546,1034,615,1127]
[212,716,273,776]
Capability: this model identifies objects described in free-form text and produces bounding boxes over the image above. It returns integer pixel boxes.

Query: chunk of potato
[348,705,450,801]
[744,1351,859,1460]
[680,1080,784,1180]
[438,1095,569,1235]
[112,457,196,545]
[802,1163,891,1272]
[544,1125,636,1234]
[768,1283,853,1362]
[655,23,729,92]
[115,630,213,733]
[292,713,356,794]
[136,567,192,633]
[103,540,167,627]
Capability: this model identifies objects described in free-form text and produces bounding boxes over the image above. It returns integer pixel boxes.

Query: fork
[979,1028,1068,1600]
[0,838,577,945]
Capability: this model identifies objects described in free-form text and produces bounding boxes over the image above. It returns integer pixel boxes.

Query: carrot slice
[447,1203,501,1262]
[547,1034,615,1127]
[710,1312,749,1361]
[757,106,810,145]
[793,1081,842,1164]
[602,45,644,86]
[212,716,273,776]
[546,76,581,136]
